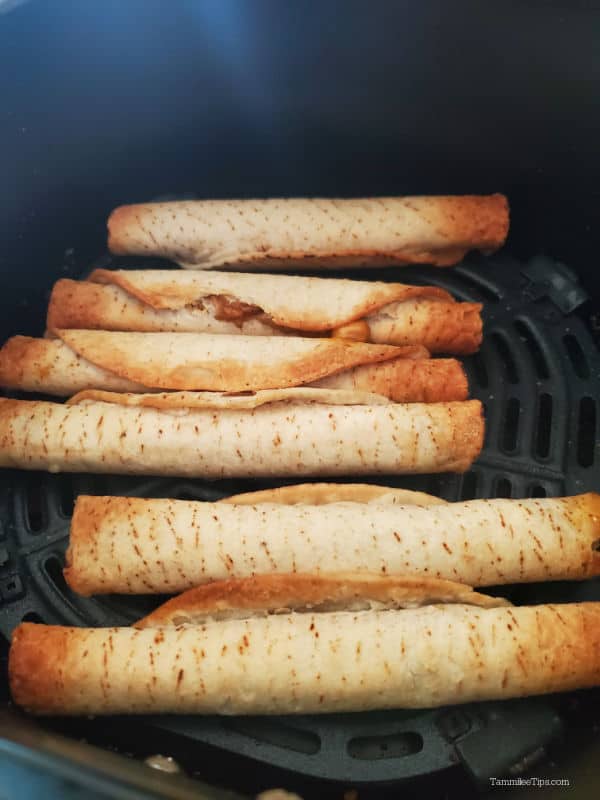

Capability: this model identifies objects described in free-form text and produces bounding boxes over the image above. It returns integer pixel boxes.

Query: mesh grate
[1,253,599,785]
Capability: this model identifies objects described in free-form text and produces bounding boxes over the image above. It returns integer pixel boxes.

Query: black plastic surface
[454,701,562,785]
[1,253,599,785]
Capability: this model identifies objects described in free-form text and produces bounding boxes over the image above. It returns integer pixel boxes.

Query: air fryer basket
[1,248,599,795]
[3,4,600,795]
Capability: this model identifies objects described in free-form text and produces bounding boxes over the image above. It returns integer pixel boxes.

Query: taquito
[64,492,600,595]
[135,573,509,628]
[10,600,600,716]
[107,195,509,269]
[0,392,483,479]
[0,331,468,402]
[219,482,448,507]
[46,270,483,354]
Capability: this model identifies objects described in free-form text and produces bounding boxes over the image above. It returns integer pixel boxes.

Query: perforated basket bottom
[1,253,599,786]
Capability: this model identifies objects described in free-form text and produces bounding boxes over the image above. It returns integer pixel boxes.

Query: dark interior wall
[2,0,600,339]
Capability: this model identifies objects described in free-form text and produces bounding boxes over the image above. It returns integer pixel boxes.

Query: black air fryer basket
[2,2,600,799]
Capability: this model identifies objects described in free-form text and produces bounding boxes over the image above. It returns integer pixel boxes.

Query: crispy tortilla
[0,396,483,479]
[10,601,600,715]
[0,332,467,401]
[64,493,600,595]
[107,195,509,269]
[47,271,483,354]
[135,572,510,628]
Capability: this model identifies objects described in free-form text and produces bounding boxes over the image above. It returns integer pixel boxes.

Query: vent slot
[426,475,443,497]
[577,397,596,467]
[460,471,478,501]
[502,398,520,453]
[21,611,44,624]
[347,732,424,760]
[515,320,549,379]
[44,555,71,598]
[535,393,553,459]
[26,481,47,534]
[491,334,518,384]
[528,485,547,498]
[564,335,590,379]
[59,475,74,517]
[470,353,489,390]
[495,478,512,498]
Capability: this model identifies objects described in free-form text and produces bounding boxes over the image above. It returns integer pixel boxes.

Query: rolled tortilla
[10,602,600,715]
[135,572,510,628]
[65,386,390,409]
[219,482,447,507]
[46,270,483,354]
[0,332,468,402]
[107,195,509,269]
[0,335,147,395]
[0,393,483,479]
[310,353,468,402]
[64,493,600,595]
